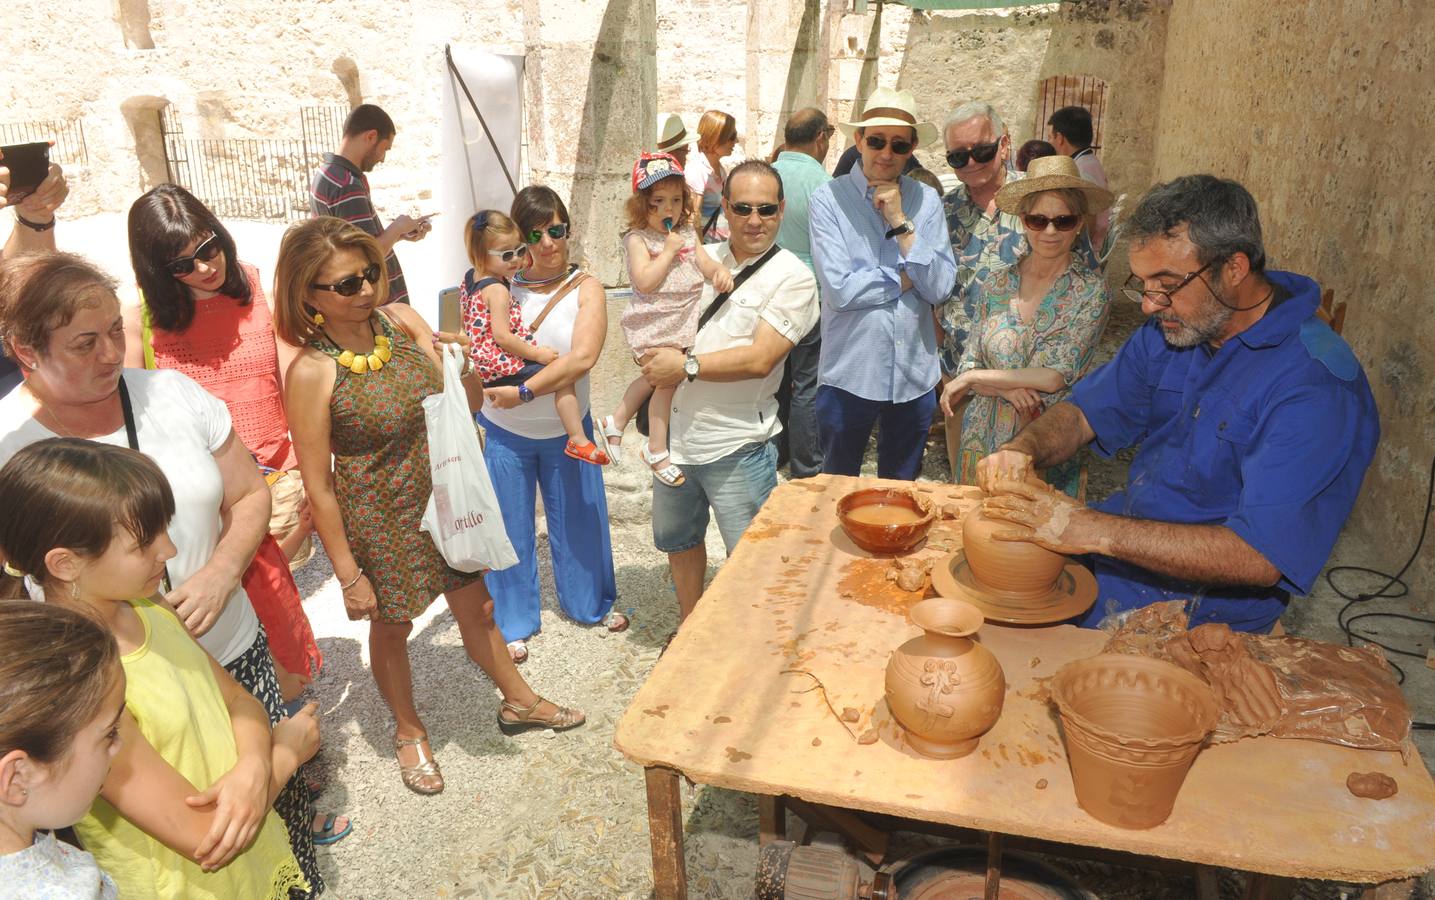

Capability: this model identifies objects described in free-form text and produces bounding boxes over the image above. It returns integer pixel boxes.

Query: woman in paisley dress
[939,156,1113,498]
[276,218,584,796]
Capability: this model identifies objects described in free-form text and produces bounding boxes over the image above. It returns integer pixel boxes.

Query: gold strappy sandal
[496,697,586,736]
[395,735,444,795]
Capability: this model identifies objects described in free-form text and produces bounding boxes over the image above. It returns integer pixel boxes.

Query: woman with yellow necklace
[276,218,584,795]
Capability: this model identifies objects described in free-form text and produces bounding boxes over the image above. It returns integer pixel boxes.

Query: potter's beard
[1155,288,1234,348]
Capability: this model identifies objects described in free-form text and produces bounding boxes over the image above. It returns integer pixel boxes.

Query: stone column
[524,0,657,284]
[744,0,832,160]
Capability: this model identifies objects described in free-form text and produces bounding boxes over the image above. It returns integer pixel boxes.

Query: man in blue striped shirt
[808,89,956,480]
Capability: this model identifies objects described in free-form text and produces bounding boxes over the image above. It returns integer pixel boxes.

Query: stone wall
[1151,0,1435,602]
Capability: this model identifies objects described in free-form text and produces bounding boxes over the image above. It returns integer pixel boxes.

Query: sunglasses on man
[728,202,780,219]
[523,223,570,244]
[1022,213,1081,232]
[165,233,223,277]
[863,134,915,156]
[311,262,382,297]
[945,139,1001,170]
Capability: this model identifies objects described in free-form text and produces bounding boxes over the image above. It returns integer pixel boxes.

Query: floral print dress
[955,258,1111,498]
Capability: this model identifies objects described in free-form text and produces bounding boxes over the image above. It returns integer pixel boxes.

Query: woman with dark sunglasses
[939,155,1113,498]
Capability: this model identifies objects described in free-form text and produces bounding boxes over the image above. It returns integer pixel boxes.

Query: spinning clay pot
[837,488,935,554]
[1051,654,1219,829]
[961,505,1066,597]
[885,598,1005,759]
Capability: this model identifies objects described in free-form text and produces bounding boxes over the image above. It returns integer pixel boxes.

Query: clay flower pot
[961,506,1066,597]
[837,488,935,554]
[885,597,1005,759]
[1051,654,1219,829]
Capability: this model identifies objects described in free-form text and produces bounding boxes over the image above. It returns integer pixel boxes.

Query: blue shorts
[652,441,778,555]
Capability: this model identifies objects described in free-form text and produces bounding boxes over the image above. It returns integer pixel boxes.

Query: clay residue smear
[643,705,669,718]
[724,746,753,762]
[837,558,929,615]
[1016,746,1048,767]
[712,715,731,724]
[742,522,800,541]
[1347,772,1398,800]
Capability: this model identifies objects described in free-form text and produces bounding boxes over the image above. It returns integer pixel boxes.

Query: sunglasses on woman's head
[863,135,914,156]
[523,223,570,244]
[165,234,223,277]
[487,245,530,263]
[945,140,1001,169]
[728,202,781,219]
[1022,213,1081,232]
[311,262,382,297]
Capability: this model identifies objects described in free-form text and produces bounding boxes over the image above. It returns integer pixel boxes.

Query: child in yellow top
[0,439,319,900]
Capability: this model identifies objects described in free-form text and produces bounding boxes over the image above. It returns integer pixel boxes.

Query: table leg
[1243,874,1296,900]
[1360,878,1418,899]
[984,831,1002,900]
[758,795,786,845]
[644,766,687,900]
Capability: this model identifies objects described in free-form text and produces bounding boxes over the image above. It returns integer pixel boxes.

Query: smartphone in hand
[0,142,51,205]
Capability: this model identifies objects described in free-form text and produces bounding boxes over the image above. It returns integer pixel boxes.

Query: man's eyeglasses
[728,202,780,219]
[524,223,570,244]
[1121,259,1216,308]
[863,135,914,156]
[166,233,223,277]
[487,245,530,263]
[311,262,382,297]
[1022,213,1081,232]
[945,139,1001,170]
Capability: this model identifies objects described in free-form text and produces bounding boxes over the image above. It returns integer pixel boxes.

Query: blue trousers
[816,384,936,481]
[477,413,618,642]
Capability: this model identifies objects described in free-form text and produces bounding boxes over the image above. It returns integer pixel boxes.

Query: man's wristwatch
[518,383,536,403]
[683,353,700,382]
[884,219,914,240]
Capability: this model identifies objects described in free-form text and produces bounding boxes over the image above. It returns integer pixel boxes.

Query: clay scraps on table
[1346,771,1398,800]
[1101,601,1411,752]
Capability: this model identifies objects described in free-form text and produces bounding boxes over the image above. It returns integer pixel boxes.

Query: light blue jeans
[651,441,779,555]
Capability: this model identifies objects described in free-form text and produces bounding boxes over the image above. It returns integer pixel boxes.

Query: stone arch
[114,0,156,50]
[1033,74,1109,150]
[119,96,171,189]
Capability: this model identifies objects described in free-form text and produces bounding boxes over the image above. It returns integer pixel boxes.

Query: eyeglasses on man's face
[1121,259,1216,308]
[311,262,382,297]
[727,202,780,219]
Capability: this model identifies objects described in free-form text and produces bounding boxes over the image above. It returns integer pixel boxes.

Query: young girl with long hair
[0,439,319,899]
[459,210,606,464]
[599,153,732,487]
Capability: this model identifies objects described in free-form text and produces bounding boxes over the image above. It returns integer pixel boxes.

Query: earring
[313,312,325,325]
[20,788,27,797]
[71,582,79,601]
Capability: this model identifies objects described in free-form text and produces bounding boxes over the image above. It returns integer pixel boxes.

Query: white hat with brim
[995,154,1114,215]
[837,87,938,147]
[653,113,697,153]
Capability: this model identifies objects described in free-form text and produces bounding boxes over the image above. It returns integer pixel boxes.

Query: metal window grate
[1034,75,1108,151]
[0,118,90,167]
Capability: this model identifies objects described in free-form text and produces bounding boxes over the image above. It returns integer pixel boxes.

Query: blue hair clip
[471,210,493,231]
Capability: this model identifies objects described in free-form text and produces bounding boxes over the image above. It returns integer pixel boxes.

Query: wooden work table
[614,475,1435,898]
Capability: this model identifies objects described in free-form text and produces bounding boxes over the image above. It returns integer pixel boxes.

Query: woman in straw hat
[938,154,1113,497]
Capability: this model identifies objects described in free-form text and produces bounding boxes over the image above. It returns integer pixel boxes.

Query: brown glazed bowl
[1051,654,1220,829]
[961,506,1066,597]
[837,488,936,554]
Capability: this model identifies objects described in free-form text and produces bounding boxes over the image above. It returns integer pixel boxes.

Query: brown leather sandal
[395,735,444,795]
[496,697,586,735]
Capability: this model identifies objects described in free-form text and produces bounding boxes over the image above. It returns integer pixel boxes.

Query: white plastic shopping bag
[420,343,519,572]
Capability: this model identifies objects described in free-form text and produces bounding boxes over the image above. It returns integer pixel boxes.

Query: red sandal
[564,439,610,466]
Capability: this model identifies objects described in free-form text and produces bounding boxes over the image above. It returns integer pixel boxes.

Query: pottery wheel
[930,550,1097,625]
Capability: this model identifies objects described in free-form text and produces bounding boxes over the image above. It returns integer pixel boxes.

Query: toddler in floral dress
[598,154,732,486]
[460,210,607,464]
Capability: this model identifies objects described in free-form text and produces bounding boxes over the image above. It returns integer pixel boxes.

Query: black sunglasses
[728,202,780,219]
[863,135,914,156]
[524,223,570,244]
[945,139,1001,170]
[487,245,530,263]
[165,234,223,277]
[311,262,382,297]
[1022,213,1081,232]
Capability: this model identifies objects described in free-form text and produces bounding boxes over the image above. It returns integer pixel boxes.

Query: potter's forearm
[1085,513,1281,587]
[1002,402,1092,469]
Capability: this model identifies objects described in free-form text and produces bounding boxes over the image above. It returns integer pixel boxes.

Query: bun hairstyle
[464,209,523,274]
[0,600,121,765]
[0,439,175,601]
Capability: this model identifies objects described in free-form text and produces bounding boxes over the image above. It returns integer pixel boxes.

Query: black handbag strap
[118,375,172,593]
[694,243,782,336]
[701,207,722,241]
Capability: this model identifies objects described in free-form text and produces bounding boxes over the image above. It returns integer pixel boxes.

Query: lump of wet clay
[895,567,926,592]
[857,729,880,745]
[940,503,961,520]
[840,707,861,723]
[1346,772,1398,800]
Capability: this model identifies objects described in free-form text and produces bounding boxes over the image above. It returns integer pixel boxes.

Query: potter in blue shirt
[979,175,1379,633]
[808,88,957,480]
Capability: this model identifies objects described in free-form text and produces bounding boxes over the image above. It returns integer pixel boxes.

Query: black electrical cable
[1324,454,1435,729]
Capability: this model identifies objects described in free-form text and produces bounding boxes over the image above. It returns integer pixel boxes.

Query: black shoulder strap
[118,376,139,451]
[695,243,782,335]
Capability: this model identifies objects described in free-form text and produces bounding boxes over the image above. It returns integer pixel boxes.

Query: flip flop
[596,414,624,465]
[312,813,352,846]
[641,445,685,487]
[564,439,610,466]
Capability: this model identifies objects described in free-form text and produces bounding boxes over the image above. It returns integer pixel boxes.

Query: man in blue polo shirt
[977,175,1379,633]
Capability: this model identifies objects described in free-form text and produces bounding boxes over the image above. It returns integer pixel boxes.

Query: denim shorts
[651,441,779,555]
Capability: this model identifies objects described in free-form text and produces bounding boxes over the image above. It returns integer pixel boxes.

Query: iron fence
[1034,75,1108,150]
[0,118,89,166]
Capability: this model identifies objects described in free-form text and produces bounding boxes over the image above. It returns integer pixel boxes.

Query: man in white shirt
[640,160,820,623]
[1047,105,1110,248]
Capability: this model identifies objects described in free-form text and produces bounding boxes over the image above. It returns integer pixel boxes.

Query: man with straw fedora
[808,87,956,481]
[652,112,696,170]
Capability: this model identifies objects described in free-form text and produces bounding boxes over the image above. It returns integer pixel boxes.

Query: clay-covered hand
[870,181,905,227]
[976,448,1033,494]
[980,479,1096,555]
[709,265,734,294]
[640,347,685,388]
[999,386,1043,420]
[14,163,68,222]
[939,371,976,417]
[484,385,521,409]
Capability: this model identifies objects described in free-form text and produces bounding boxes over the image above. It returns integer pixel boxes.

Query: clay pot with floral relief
[885,597,1006,759]
[961,504,1066,597]
[1051,653,1219,829]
